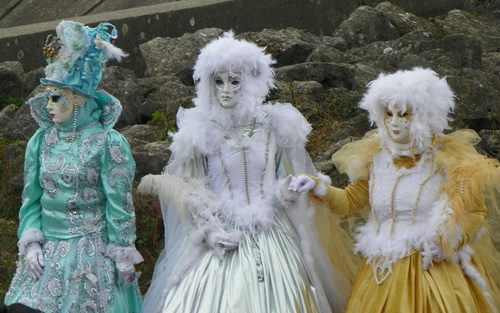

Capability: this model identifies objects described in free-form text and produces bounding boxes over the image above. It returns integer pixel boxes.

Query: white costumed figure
[138,32,356,313]
[289,68,500,313]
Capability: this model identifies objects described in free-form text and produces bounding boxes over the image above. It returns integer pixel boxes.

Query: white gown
[140,103,348,313]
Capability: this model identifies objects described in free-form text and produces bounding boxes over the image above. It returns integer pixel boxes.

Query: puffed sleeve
[309,173,370,216]
[102,130,143,264]
[17,128,46,255]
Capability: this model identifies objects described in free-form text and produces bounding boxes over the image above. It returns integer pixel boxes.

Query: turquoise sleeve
[101,130,137,247]
[17,129,45,239]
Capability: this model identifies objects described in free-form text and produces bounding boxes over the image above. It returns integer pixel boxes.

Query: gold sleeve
[455,199,487,248]
[312,180,369,216]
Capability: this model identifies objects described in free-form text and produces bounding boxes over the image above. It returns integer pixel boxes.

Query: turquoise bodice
[19,122,136,247]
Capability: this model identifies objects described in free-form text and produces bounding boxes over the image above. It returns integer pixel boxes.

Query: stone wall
[0,0,468,78]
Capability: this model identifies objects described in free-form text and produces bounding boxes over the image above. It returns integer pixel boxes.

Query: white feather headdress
[192,31,276,127]
[359,67,455,153]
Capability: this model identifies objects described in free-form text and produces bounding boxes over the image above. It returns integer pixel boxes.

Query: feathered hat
[41,20,127,97]
[192,31,275,111]
[28,21,126,131]
[359,67,455,151]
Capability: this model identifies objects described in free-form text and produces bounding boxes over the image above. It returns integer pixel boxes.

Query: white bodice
[206,122,279,229]
[370,149,445,231]
[354,148,450,267]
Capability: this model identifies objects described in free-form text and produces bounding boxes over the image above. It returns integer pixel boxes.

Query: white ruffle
[169,102,312,162]
[355,195,451,270]
[106,245,143,264]
[312,173,332,197]
[262,102,311,148]
[18,228,44,255]
[457,238,498,312]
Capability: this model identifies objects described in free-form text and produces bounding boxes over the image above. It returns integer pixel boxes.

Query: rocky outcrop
[1,2,499,209]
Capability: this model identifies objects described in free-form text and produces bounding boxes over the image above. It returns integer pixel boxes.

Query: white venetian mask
[214,72,241,109]
[383,106,412,143]
[45,87,84,124]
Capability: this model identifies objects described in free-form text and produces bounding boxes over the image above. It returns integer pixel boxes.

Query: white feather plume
[94,38,128,62]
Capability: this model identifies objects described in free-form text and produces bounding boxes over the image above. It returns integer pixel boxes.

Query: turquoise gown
[4,91,143,313]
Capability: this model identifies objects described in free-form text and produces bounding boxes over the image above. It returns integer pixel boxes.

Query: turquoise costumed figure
[4,20,143,313]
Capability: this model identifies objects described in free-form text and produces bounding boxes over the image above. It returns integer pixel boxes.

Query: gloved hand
[422,243,445,269]
[289,175,316,193]
[116,260,136,288]
[205,228,240,259]
[427,244,444,261]
[278,175,302,204]
[25,242,44,280]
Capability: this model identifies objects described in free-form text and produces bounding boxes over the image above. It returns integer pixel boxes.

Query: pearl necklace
[369,154,436,236]
[217,123,273,203]
[56,105,78,151]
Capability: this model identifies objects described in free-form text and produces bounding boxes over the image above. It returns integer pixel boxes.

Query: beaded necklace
[217,123,273,203]
[56,105,78,151]
[369,153,437,236]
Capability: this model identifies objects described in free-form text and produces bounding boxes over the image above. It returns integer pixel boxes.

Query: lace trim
[105,245,143,264]
[18,228,45,255]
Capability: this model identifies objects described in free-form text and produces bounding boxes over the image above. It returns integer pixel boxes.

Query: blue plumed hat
[41,20,127,96]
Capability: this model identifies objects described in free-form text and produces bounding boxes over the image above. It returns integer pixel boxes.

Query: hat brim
[40,78,94,97]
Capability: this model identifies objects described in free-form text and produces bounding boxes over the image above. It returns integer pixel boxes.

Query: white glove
[116,260,136,288]
[278,175,302,204]
[289,175,316,193]
[205,228,240,259]
[193,209,239,258]
[427,244,444,261]
[422,243,445,269]
[25,242,44,280]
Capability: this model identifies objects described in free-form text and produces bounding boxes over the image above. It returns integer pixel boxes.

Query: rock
[141,76,194,121]
[23,67,45,95]
[2,141,27,194]
[274,62,326,83]
[0,104,18,133]
[447,68,500,130]
[100,66,143,128]
[440,34,482,69]
[0,99,38,140]
[139,28,224,78]
[434,9,500,53]
[0,61,24,97]
[132,141,171,181]
[306,45,353,64]
[334,6,400,48]
[375,2,438,37]
[478,129,500,159]
[121,124,170,180]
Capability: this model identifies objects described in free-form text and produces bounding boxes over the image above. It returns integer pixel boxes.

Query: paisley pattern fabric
[4,92,142,313]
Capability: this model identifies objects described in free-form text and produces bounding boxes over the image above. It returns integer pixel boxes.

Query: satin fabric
[347,252,495,313]
[162,210,320,313]
[4,91,142,313]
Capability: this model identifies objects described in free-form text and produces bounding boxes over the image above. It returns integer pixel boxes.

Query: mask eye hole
[51,95,61,103]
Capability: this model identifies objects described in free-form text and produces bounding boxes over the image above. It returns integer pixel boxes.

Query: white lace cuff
[106,245,144,264]
[18,228,44,255]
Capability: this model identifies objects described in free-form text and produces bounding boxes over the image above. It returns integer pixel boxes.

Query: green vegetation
[0,136,24,298]
[306,88,366,158]
[148,98,191,141]
[132,190,164,294]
